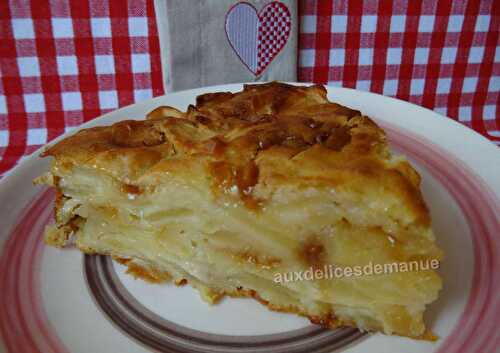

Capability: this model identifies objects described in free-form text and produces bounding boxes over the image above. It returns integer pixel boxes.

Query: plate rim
[0,82,499,353]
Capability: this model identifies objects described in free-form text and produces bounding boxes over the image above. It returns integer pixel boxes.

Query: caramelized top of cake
[42,82,429,225]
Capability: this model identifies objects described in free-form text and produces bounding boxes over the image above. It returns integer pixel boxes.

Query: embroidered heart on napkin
[225,1,291,76]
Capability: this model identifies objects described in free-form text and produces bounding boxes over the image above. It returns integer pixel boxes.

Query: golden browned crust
[41,82,429,226]
[114,257,173,283]
[39,83,441,340]
[112,255,436,341]
[44,187,82,248]
[113,255,342,327]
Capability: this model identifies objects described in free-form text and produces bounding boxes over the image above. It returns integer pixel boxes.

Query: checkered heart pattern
[0,0,498,177]
[298,0,499,144]
[225,1,291,76]
[257,2,292,75]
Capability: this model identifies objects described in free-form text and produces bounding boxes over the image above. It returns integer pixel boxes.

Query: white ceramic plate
[1,83,499,353]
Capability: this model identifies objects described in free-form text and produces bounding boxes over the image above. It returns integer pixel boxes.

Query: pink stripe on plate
[0,189,69,353]
[382,123,500,353]
[0,122,498,353]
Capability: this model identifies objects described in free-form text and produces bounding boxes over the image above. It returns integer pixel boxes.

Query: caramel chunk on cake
[37,82,442,338]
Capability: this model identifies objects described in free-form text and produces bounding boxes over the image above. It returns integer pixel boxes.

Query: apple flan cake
[36,82,442,339]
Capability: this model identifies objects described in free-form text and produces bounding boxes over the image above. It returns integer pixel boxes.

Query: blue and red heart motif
[225,1,291,76]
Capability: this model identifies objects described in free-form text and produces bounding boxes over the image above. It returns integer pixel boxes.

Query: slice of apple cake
[36,82,442,339]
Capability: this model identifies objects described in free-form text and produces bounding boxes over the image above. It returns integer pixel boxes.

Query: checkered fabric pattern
[0,0,163,176]
[298,0,499,144]
[257,2,291,75]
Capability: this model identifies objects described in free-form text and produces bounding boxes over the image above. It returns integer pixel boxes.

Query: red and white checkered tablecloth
[298,0,499,142]
[0,0,163,176]
[0,0,498,177]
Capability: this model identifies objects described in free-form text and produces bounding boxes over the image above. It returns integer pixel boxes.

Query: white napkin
[155,0,298,91]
